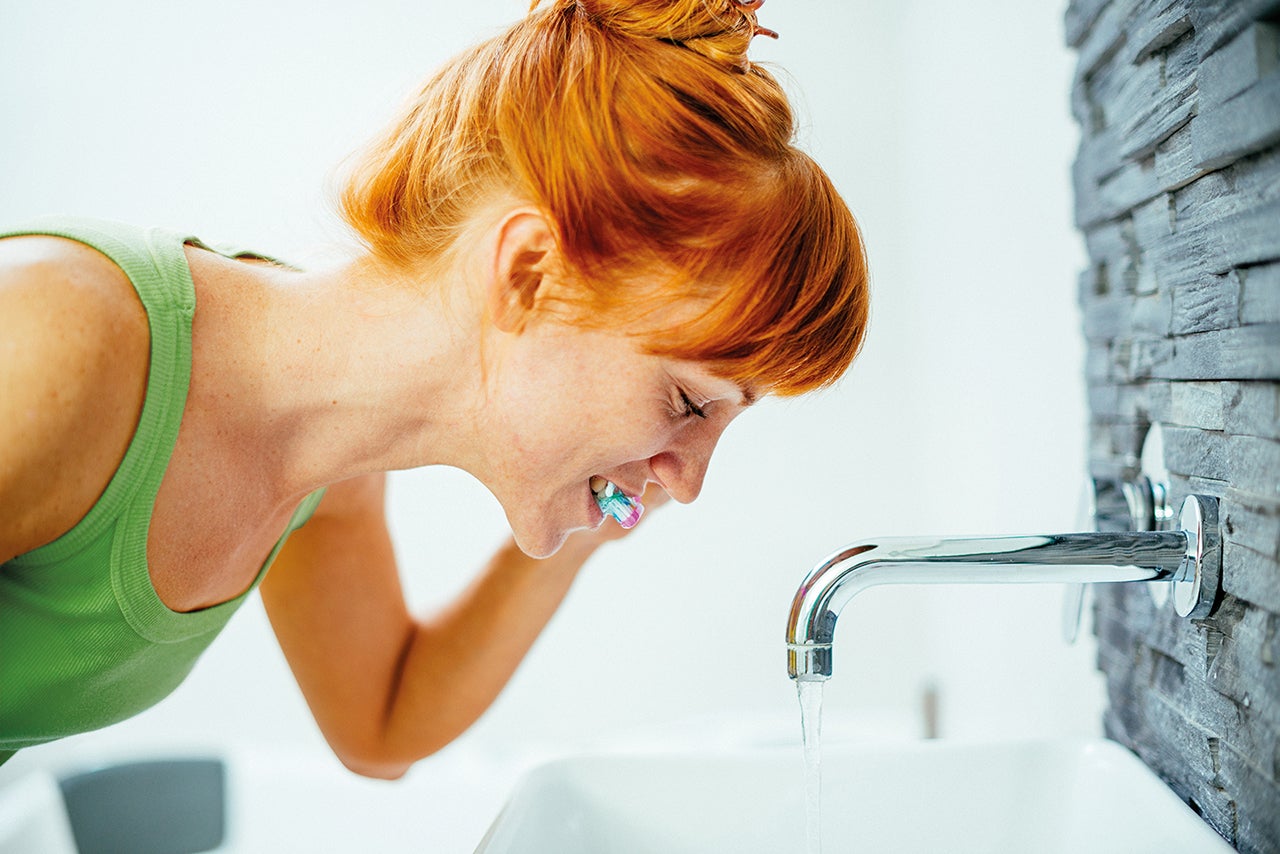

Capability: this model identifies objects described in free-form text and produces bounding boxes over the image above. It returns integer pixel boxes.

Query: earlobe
[488,211,557,333]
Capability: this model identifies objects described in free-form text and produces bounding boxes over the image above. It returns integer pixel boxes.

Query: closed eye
[679,390,708,419]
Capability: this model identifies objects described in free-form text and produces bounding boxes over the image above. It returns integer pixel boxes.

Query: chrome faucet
[786,481,1221,681]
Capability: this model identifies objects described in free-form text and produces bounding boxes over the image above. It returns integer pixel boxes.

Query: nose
[649,418,729,504]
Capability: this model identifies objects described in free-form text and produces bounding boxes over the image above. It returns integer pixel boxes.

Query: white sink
[476,738,1232,854]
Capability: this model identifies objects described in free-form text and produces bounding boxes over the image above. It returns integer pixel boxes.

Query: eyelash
[678,390,708,420]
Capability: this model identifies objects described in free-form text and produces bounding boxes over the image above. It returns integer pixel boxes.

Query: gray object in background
[59,759,225,854]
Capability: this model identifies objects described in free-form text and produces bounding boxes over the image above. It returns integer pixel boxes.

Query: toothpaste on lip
[591,477,644,529]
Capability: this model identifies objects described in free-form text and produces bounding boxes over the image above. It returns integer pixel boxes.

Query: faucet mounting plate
[1174,494,1219,619]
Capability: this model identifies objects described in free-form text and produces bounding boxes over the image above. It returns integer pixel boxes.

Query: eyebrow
[738,385,758,407]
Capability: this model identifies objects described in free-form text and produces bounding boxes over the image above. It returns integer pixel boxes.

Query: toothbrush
[592,479,644,529]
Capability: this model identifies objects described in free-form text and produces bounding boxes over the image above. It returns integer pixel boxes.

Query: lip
[596,476,648,501]
[615,484,646,500]
[586,474,653,530]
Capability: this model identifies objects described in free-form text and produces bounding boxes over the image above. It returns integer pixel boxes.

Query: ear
[487,209,557,334]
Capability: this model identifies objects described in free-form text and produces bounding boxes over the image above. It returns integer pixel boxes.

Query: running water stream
[797,680,824,854]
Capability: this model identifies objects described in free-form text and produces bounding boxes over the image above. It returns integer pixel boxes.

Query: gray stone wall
[1067,0,1280,851]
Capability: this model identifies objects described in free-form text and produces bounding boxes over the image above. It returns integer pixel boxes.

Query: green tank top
[0,217,325,764]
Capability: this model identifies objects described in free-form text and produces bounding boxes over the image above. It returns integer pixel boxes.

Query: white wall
[0,0,1102,782]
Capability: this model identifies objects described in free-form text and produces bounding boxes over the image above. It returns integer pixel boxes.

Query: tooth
[590,476,608,494]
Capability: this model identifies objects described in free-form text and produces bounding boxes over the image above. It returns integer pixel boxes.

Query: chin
[510,524,569,560]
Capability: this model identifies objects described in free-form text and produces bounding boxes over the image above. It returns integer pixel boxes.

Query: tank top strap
[0,216,196,565]
[2,217,324,640]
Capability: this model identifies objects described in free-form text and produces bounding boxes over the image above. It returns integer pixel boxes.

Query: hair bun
[543,0,777,72]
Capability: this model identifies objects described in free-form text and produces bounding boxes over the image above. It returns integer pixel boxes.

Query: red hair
[340,0,869,395]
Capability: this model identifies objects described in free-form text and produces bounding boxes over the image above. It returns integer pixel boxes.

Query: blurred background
[0,0,1097,797]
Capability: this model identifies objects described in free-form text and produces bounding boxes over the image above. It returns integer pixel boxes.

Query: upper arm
[0,237,148,562]
[261,473,415,774]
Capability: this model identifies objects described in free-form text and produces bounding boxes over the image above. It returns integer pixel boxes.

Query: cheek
[501,344,679,472]
[500,417,594,488]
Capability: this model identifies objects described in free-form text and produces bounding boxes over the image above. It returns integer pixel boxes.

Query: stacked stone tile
[1067,0,1280,851]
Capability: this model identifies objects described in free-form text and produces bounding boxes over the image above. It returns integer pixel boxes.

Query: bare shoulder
[265,474,390,584]
[262,473,394,600]
[0,235,150,562]
[308,472,389,523]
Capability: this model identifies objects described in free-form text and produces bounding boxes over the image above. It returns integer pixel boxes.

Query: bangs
[624,154,870,397]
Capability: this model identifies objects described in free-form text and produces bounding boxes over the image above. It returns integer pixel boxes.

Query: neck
[186,249,486,503]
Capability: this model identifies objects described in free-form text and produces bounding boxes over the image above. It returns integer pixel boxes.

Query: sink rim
[477,736,1234,854]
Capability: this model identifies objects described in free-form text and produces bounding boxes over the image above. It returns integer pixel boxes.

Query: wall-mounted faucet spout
[786,494,1220,681]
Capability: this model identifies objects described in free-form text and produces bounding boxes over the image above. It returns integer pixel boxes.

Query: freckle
[331,400,337,405]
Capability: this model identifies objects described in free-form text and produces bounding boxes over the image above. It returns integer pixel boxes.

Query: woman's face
[479,318,753,558]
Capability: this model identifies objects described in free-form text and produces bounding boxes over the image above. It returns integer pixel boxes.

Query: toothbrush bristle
[619,496,644,529]
[595,481,644,529]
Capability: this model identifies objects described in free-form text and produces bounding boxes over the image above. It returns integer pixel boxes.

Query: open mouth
[590,476,644,529]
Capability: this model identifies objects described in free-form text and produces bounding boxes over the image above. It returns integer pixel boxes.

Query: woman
[0,0,867,778]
